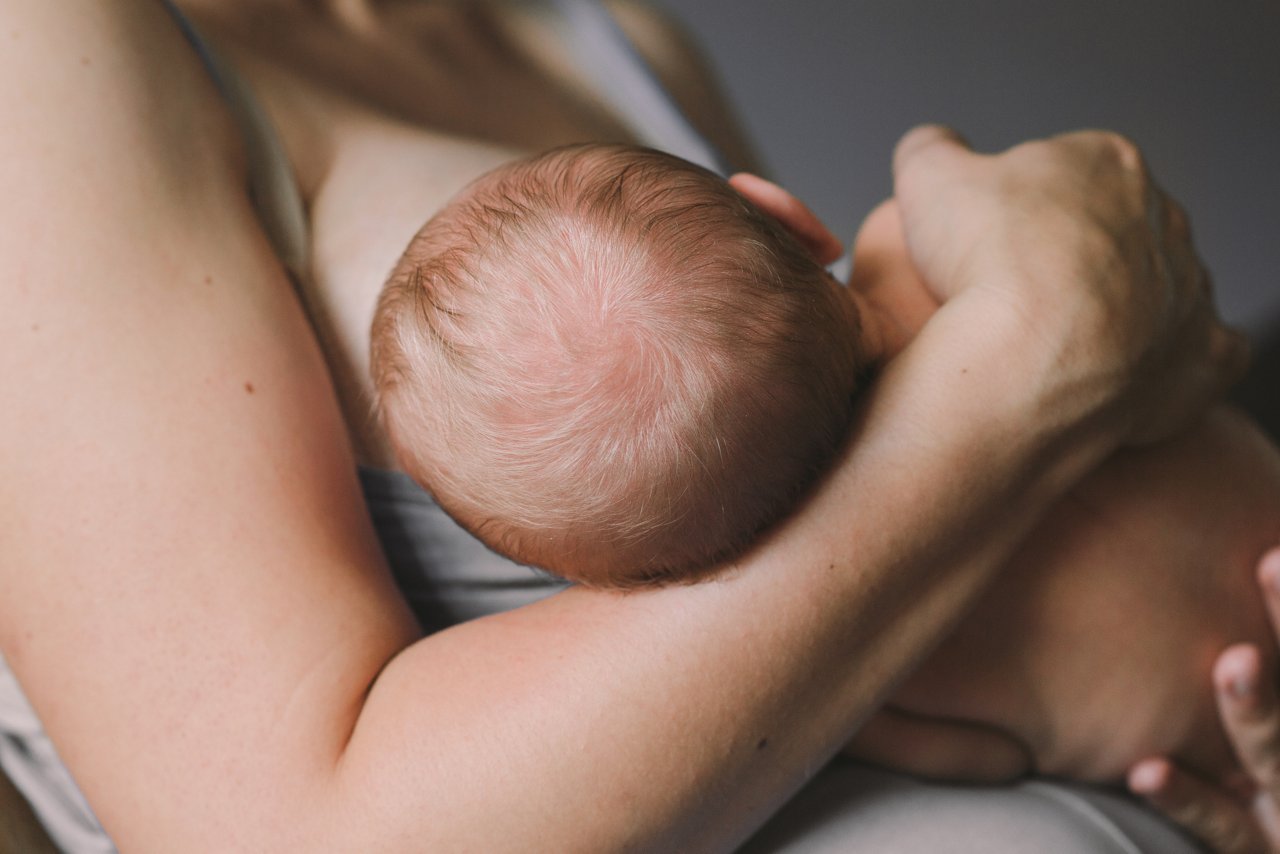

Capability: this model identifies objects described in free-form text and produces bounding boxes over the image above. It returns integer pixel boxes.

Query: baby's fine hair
[372,144,861,587]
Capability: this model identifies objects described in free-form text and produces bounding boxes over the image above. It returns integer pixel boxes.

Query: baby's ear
[728,173,845,265]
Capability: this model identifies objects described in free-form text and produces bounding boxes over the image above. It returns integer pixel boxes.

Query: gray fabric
[0,658,111,854]
[163,0,310,279]
[534,0,732,175]
[359,466,568,633]
[744,764,1204,853]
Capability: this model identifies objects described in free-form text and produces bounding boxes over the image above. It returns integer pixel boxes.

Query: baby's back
[893,405,1280,784]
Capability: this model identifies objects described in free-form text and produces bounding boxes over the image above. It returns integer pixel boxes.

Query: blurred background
[653,0,1280,335]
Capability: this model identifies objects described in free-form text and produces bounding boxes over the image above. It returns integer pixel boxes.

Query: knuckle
[1101,131,1146,172]
[1004,135,1071,176]
[999,139,1047,175]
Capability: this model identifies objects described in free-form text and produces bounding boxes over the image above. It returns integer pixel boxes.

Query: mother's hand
[1129,547,1280,853]
[893,125,1249,448]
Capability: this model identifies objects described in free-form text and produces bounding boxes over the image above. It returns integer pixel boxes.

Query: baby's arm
[845,705,1033,783]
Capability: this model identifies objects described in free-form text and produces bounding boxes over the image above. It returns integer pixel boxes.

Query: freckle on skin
[244,382,255,394]
[80,56,91,67]
[756,738,769,751]
[204,275,213,286]
[30,324,39,333]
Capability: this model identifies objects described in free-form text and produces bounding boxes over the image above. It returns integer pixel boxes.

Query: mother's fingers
[891,124,976,186]
[1215,643,1280,794]
[1129,758,1268,853]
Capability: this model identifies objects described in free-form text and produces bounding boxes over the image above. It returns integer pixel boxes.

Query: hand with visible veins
[890,125,1249,448]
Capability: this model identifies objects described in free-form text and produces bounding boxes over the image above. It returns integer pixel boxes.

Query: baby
[372,143,1279,787]
[372,143,863,587]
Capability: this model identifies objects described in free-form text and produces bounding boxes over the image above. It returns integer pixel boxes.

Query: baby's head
[372,144,862,587]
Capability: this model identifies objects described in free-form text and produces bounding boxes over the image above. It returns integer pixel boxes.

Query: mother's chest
[285,126,524,466]
[307,127,519,328]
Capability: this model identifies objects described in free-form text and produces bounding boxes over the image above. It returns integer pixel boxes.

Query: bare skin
[889,404,1280,785]
[177,0,762,468]
[1130,554,1280,853]
[0,1,1242,850]
[746,191,1280,790]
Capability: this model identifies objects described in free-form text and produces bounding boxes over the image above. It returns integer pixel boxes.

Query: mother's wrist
[916,287,1129,481]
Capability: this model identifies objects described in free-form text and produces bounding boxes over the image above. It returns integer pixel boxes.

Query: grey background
[654,0,1280,335]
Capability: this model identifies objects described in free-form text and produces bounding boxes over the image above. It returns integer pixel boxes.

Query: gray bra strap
[538,0,734,176]
[539,0,853,280]
[163,0,311,281]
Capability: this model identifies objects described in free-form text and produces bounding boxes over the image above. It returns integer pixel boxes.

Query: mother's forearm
[325,299,1108,853]
[313,128,1240,852]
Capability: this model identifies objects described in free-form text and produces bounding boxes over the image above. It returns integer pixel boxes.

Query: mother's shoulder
[1,1,244,193]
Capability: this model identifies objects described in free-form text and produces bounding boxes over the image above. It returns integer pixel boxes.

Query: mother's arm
[0,3,1239,851]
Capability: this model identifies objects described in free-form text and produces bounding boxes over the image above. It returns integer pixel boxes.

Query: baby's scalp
[372,144,863,587]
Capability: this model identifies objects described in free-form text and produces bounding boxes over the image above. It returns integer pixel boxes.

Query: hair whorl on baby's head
[372,143,861,588]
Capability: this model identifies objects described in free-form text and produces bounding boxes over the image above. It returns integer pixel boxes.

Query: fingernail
[1229,671,1256,699]
[1215,646,1261,702]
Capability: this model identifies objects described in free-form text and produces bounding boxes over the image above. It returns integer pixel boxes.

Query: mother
[0,0,1243,850]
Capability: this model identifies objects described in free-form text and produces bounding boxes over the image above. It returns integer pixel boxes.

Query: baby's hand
[1130,547,1280,853]
[846,199,938,359]
[844,705,1032,784]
